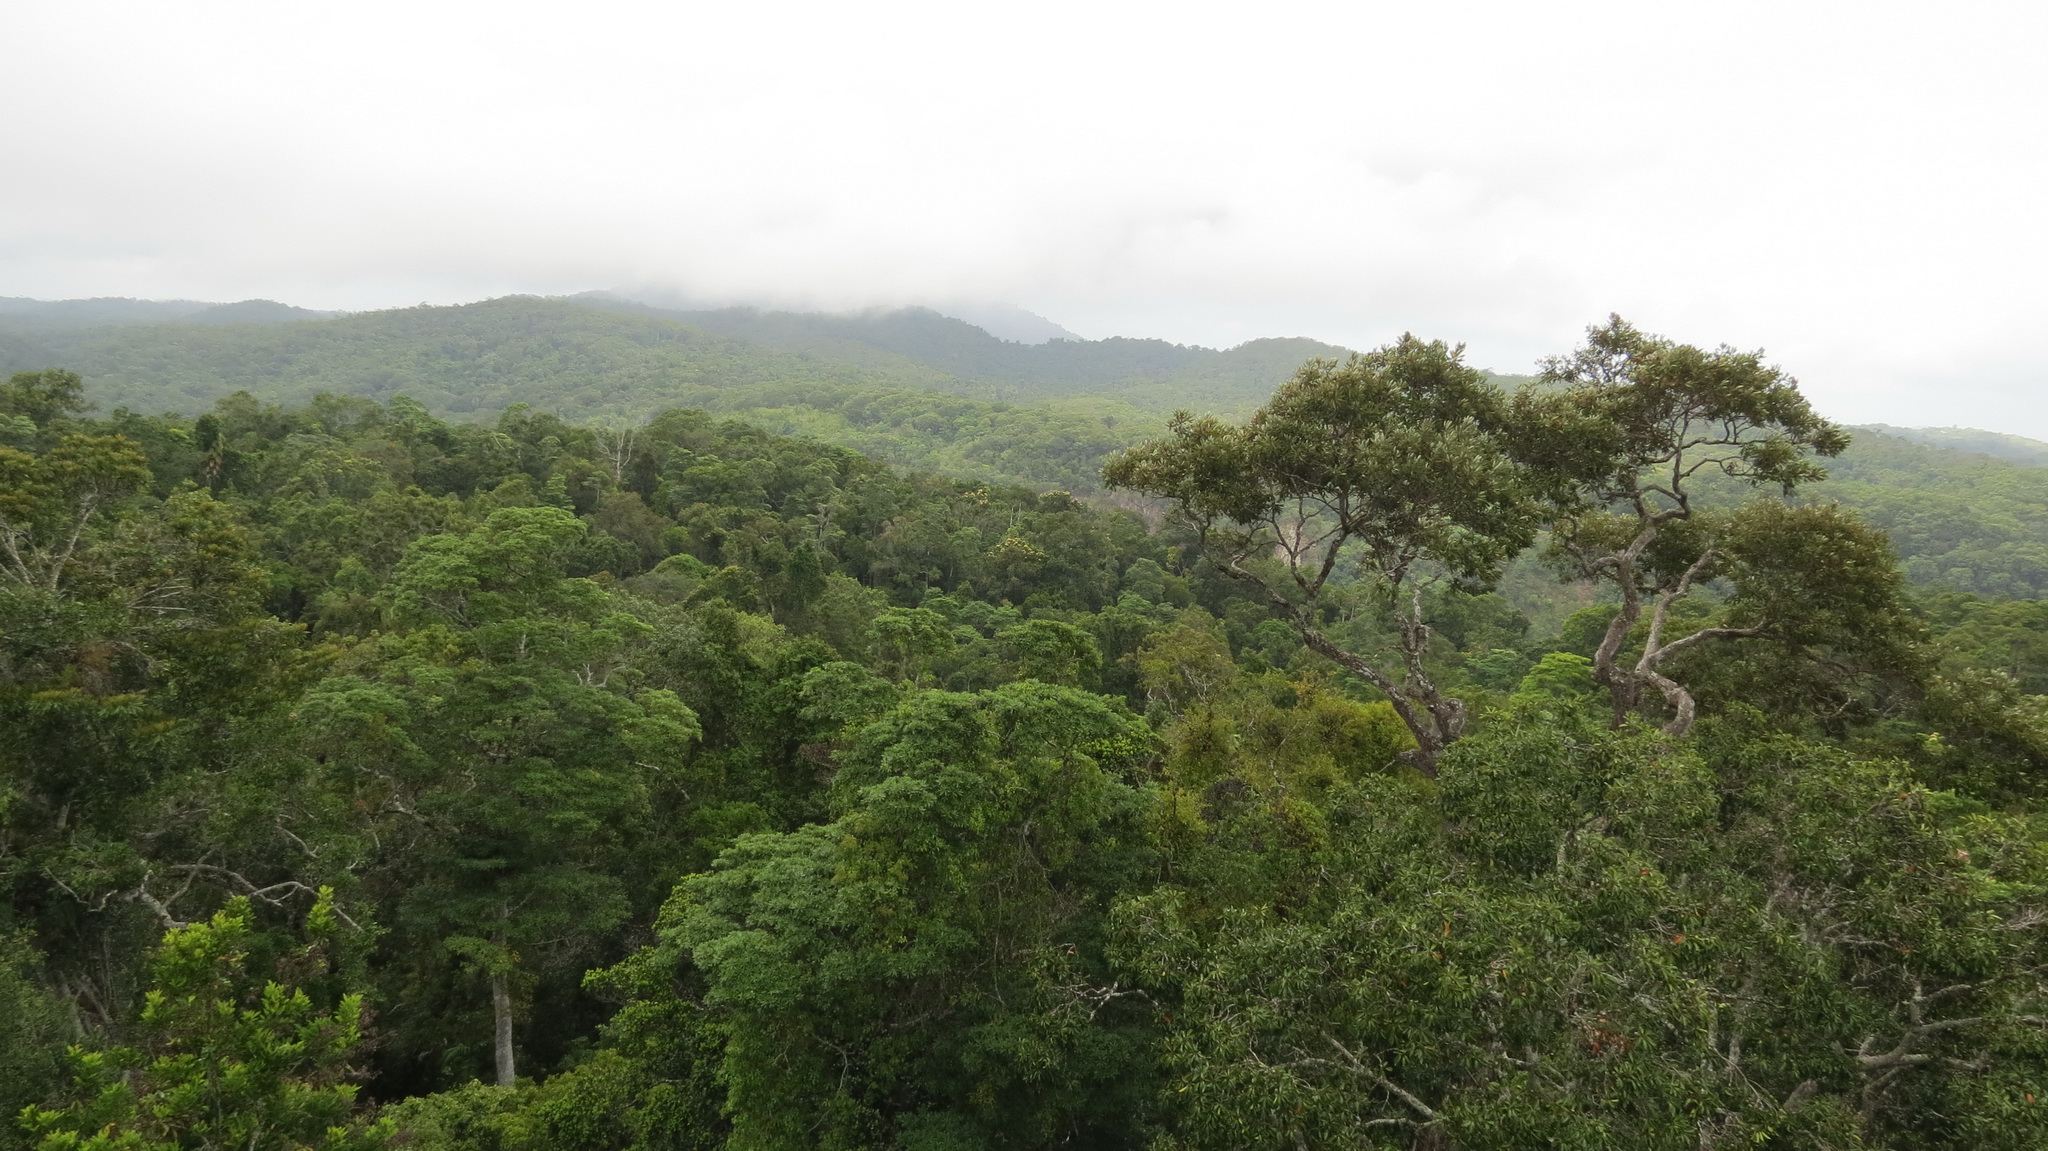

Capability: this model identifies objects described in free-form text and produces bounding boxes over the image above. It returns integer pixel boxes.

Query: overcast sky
[4,1,2045,431]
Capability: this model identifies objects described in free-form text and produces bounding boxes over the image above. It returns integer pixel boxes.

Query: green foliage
[379,1048,722,1151]
[0,932,70,1151]
[1530,317,1892,734]
[599,683,1157,1149]
[21,896,387,1151]
[1107,336,1542,770]
[1510,651,1598,704]
[1825,428,2048,596]
[7,324,2048,1150]
[304,506,696,1085]
[13,300,2048,593]
[0,370,89,430]
[1123,719,2048,1149]
[995,618,1102,687]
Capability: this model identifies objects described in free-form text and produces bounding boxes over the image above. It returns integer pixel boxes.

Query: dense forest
[10,314,2048,1149]
[10,294,2048,604]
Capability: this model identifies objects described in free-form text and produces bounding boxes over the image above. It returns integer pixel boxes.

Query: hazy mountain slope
[1860,424,2048,469]
[568,298,978,391]
[0,296,217,331]
[1109,337,1353,413]
[1,294,1159,492]
[0,326,50,373]
[8,291,1343,425]
[616,300,1215,393]
[0,296,338,337]
[14,296,916,417]
[1823,429,2048,596]
[579,294,1351,412]
[183,299,337,324]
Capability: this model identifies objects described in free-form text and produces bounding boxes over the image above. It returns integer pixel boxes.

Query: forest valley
[11,316,2048,1150]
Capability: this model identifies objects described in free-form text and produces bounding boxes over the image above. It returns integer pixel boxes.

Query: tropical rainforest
[10,306,2048,1150]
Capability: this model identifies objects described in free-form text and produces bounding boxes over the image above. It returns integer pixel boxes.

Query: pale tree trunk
[1640,666,1698,736]
[1596,541,1761,737]
[1633,550,1711,736]
[1220,528,1467,775]
[492,971,516,1086]
[1293,607,1461,778]
[1589,525,1653,730]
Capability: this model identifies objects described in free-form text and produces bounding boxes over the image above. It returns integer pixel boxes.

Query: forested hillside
[0,298,1176,493]
[1828,431,2048,596]
[578,294,1351,411]
[0,295,334,331]
[1863,424,2048,469]
[8,294,2048,598]
[12,319,2048,1149]
[0,294,1337,421]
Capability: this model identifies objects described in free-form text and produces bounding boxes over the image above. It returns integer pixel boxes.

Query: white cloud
[2,0,2043,429]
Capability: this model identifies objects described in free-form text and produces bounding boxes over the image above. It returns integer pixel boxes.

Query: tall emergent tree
[1529,316,1876,734]
[1104,336,1539,774]
[300,506,698,1087]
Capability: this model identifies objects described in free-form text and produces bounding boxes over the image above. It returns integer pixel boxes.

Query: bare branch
[1323,1032,1440,1123]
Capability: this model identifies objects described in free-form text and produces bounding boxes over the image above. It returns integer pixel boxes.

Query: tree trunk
[491,971,516,1086]
[1641,666,1699,736]
[1295,623,1447,777]
[1222,559,1463,775]
[1592,591,1642,730]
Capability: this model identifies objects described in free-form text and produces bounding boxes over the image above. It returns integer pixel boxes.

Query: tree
[1105,336,1540,774]
[867,606,953,685]
[608,682,1159,1149]
[0,434,152,593]
[0,369,89,431]
[0,439,308,1049]
[995,618,1102,688]
[22,894,389,1151]
[1119,717,2048,1150]
[1,931,70,1151]
[1530,316,1857,734]
[302,507,697,1087]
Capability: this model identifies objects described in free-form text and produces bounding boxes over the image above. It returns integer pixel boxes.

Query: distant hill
[0,295,927,417]
[0,292,1534,423]
[1823,428,2048,597]
[0,293,1345,420]
[0,296,217,331]
[0,295,336,333]
[1859,424,2048,470]
[0,295,1167,492]
[184,299,337,325]
[573,294,1354,413]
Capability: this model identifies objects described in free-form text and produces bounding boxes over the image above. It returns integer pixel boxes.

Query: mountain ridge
[1857,424,2048,470]
[0,293,1355,419]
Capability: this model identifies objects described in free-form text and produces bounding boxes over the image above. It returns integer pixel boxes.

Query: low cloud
[4,0,2045,429]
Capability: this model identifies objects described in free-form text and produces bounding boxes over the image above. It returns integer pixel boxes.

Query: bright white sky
[4,1,2045,431]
